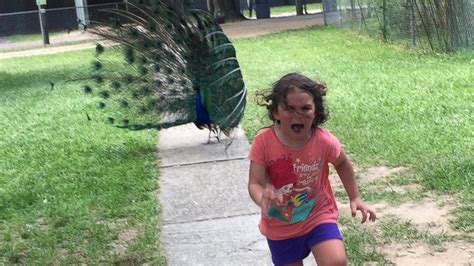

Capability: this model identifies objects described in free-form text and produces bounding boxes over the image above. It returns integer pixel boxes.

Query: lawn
[5,30,73,43]
[0,52,164,264]
[234,26,473,262]
[1,25,472,264]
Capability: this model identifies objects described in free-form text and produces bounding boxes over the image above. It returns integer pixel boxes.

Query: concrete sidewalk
[158,124,268,265]
[158,124,317,265]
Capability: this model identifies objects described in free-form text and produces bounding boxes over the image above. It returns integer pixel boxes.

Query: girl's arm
[248,161,282,215]
[333,150,376,223]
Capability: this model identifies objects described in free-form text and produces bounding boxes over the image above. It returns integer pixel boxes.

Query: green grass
[6,30,75,42]
[232,26,473,260]
[243,3,322,18]
[0,52,165,264]
[1,25,472,264]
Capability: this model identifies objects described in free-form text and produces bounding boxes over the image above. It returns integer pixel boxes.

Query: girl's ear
[272,109,280,122]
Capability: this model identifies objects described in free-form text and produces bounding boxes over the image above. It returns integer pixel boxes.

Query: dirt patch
[110,227,139,254]
[356,166,409,184]
[330,165,410,190]
[382,242,474,265]
[374,199,454,235]
[332,165,473,264]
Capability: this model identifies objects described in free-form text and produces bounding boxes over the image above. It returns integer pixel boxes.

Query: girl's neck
[273,124,313,148]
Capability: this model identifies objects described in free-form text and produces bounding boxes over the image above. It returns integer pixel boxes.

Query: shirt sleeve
[248,131,267,166]
[321,129,341,163]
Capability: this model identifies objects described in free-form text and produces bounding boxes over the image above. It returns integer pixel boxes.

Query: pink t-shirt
[248,127,341,240]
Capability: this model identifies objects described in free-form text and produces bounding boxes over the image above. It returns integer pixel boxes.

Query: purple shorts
[266,223,343,265]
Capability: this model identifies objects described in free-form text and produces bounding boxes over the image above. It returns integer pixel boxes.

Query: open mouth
[291,123,304,134]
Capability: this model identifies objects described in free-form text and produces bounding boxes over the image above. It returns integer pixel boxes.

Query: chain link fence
[0,1,217,37]
[337,0,474,52]
[0,0,332,47]
[0,3,131,36]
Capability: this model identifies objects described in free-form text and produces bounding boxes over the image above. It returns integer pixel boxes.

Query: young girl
[248,73,376,266]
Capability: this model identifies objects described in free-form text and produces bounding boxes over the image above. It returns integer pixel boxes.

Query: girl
[248,73,376,266]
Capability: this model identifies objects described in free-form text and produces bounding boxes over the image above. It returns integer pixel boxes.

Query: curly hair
[256,73,329,128]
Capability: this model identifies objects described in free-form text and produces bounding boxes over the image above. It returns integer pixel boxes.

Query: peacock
[78,0,246,140]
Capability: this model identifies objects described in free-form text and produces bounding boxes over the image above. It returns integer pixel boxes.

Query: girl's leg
[310,239,347,266]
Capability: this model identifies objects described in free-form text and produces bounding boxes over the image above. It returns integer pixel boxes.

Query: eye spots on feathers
[84,86,93,94]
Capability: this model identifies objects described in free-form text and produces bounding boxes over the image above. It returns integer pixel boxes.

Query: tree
[207,0,245,23]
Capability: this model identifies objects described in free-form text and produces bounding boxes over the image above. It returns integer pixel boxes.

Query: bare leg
[311,239,347,266]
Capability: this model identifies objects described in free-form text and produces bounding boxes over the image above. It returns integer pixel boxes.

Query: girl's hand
[261,183,283,216]
[349,197,376,223]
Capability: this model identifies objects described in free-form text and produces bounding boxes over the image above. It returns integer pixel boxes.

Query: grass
[0,52,165,264]
[232,26,473,260]
[5,30,76,43]
[1,24,472,263]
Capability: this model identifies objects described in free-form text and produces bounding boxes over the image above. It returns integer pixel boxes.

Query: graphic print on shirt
[267,154,324,224]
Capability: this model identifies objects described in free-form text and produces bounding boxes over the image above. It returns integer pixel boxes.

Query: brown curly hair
[256,73,329,128]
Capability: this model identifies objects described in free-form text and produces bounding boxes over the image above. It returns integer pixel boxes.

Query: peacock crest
[80,0,246,136]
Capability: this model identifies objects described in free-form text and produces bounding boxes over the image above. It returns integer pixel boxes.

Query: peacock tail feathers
[80,0,246,134]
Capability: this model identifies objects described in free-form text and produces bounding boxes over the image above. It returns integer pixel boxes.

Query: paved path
[158,125,270,265]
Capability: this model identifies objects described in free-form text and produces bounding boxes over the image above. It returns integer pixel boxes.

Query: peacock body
[81,0,246,135]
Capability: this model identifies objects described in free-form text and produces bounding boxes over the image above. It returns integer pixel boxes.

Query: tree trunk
[207,0,245,23]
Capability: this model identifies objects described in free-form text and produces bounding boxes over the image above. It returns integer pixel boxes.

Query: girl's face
[273,88,315,145]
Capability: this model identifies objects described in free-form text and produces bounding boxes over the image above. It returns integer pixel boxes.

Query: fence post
[296,0,304,15]
[322,0,328,25]
[410,0,416,46]
[382,0,387,41]
[255,0,270,19]
[338,0,342,28]
[75,0,89,31]
[350,0,356,19]
[37,0,50,46]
